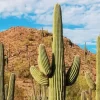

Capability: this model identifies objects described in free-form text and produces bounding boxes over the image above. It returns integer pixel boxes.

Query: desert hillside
[0,26,96,100]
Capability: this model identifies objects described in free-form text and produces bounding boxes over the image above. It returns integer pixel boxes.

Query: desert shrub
[68,39,73,47]
[66,74,89,100]
[43,36,52,47]
[27,34,35,41]
[17,67,31,78]
[15,85,24,100]
[19,32,23,35]
[4,71,11,84]
[40,29,48,37]
[30,30,35,34]
[89,55,96,61]
[23,39,33,46]
[86,55,96,64]
[13,58,31,78]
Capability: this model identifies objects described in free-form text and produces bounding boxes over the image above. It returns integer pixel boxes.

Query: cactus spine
[30,4,80,100]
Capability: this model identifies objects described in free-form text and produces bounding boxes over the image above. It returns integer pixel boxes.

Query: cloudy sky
[0,0,100,54]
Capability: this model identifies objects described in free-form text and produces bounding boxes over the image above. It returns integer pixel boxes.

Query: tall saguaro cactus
[30,4,80,100]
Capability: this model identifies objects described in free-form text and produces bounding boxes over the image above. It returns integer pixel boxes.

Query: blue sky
[0,0,100,54]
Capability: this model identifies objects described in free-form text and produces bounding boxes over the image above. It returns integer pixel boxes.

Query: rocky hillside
[0,26,96,100]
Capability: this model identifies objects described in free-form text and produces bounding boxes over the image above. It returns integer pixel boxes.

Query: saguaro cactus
[84,42,87,61]
[30,4,80,100]
[0,44,5,100]
[85,72,96,90]
[0,43,15,100]
[96,36,100,100]
[85,36,100,100]
[81,91,87,100]
[5,84,8,100]
[85,72,96,100]
[7,73,15,100]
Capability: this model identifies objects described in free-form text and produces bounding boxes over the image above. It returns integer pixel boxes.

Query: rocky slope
[0,26,96,100]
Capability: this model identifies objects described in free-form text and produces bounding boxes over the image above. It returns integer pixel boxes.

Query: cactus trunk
[49,4,65,100]
[5,84,8,100]
[81,91,86,100]
[7,73,15,100]
[42,86,47,100]
[88,88,92,100]
[0,44,5,100]
[96,36,100,100]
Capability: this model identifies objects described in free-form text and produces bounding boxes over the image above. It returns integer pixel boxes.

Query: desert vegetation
[0,3,98,100]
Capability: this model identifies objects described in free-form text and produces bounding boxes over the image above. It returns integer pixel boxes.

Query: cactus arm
[66,56,80,86]
[85,72,96,90]
[38,44,51,76]
[30,66,48,85]
[7,73,15,100]
[0,44,5,100]
[5,84,8,100]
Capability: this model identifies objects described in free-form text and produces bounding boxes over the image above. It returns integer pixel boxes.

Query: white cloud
[63,28,99,44]
[0,0,100,47]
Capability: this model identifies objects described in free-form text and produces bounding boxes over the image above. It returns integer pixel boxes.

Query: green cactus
[41,27,44,37]
[0,44,5,100]
[85,36,100,100]
[42,86,47,100]
[38,44,51,76]
[30,3,80,100]
[81,91,87,100]
[84,42,88,63]
[7,73,15,100]
[96,36,100,100]
[29,94,36,100]
[4,56,8,68]
[0,43,15,100]
[85,72,96,90]
[5,84,8,100]
[88,88,92,100]
[85,72,96,100]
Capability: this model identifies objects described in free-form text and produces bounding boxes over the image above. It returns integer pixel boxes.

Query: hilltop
[0,26,96,100]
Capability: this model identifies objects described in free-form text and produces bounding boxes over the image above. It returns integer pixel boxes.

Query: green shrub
[66,75,88,100]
